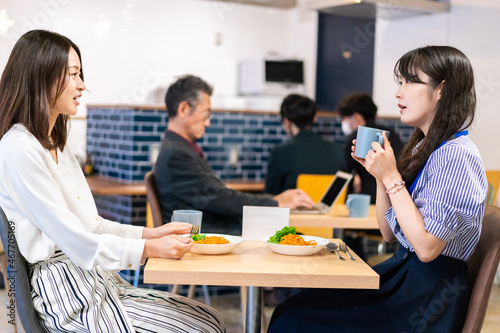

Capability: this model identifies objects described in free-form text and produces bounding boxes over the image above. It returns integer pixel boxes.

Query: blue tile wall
[87,106,413,284]
[87,107,413,184]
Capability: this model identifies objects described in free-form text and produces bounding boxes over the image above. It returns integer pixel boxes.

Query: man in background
[265,94,346,195]
[154,75,314,235]
[337,92,404,203]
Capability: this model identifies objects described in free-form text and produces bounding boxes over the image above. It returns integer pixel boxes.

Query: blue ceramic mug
[346,194,371,218]
[354,126,390,159]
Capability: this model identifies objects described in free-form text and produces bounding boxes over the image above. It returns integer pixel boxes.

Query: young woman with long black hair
[268,45,487,333]
[0,30,225,333]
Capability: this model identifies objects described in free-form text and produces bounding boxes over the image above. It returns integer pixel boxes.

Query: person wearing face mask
[265,94,346,195]
[337,93,405,203]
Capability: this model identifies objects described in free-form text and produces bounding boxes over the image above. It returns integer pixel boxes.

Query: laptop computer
[290,170,353,214]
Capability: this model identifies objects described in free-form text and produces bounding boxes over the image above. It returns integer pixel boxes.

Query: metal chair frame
[0,206,47,332]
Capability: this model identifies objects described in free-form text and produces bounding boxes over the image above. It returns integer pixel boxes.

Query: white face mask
[341,118,353,136]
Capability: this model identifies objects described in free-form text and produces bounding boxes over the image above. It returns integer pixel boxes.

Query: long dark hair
[395,46,476,185]
[0,30,84,151]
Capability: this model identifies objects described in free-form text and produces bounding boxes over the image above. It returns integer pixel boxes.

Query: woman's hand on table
[142,234,194,260]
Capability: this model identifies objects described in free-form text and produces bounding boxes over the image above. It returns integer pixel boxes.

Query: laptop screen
[320,175,350,206]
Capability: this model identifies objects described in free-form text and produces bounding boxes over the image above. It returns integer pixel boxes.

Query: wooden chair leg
[187,285,196,299]
[170,284,180,294]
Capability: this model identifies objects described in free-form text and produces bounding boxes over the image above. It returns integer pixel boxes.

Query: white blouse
[0,124,145,271]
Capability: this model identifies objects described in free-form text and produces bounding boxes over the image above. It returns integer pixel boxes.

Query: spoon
[326,243,345,261]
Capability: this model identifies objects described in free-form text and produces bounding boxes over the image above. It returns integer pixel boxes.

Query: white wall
[0,0,318,108]
[0,0,318,158]
[373,0,500,169]
[1,0,499,169]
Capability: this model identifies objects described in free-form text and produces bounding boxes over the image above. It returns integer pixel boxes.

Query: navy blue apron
[268,131,470,333]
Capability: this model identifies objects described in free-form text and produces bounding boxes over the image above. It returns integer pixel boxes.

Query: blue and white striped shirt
[385,135,487,261]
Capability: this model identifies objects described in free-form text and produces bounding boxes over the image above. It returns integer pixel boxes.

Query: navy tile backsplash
[86,106,414,224]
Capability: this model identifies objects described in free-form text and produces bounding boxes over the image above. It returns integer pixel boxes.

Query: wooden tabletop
[289,204,379,229]
[144,239,379,290]
[86,176,147,196]
[86,175,265,196]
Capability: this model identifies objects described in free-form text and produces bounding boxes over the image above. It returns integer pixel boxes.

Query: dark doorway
[315,13,375,111]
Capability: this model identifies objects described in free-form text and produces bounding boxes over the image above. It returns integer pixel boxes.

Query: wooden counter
[86,176,147,196]
[86,175,265,196]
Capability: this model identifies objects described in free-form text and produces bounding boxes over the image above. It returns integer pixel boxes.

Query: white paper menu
[242,206,290,241]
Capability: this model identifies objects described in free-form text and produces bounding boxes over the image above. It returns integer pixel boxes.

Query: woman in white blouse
[0,30,224,333]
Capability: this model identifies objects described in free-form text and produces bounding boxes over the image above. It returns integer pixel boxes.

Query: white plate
[187,234,243,255]
[262,235,329,256]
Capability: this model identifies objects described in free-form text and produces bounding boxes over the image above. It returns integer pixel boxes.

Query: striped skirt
[29,251,225,333]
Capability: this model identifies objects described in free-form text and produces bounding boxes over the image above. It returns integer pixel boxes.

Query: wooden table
[289,204,379,229]
[144,239,379,333]
[86,175,265,196]
[86,176,147,196]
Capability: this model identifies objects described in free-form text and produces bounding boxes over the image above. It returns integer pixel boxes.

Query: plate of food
[263,227,329,256]
[186,233,243,255]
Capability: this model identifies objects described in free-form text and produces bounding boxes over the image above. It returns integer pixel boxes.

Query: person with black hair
[0,30,225,333]
[268,45,487,332]
[154,77,315,235]
[337,92,405,203]
[265,94,346,195]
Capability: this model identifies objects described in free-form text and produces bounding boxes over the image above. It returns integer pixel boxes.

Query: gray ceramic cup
[171,210,203,228]
[346,194,371,218]
[354,126,390,159]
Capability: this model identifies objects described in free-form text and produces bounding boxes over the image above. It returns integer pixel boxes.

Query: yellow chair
[295,174,348,238]
[486,170,500,205]
[497,187,500,208]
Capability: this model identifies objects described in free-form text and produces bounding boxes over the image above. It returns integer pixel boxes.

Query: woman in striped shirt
[268,46,487,332]
[0,30,224,332]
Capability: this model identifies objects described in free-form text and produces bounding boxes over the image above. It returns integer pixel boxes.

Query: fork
[340,241,356,261]
[189,224,200,238]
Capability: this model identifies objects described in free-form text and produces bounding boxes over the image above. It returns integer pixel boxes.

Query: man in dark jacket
[154,75,314,235]
[265,94,346,195]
